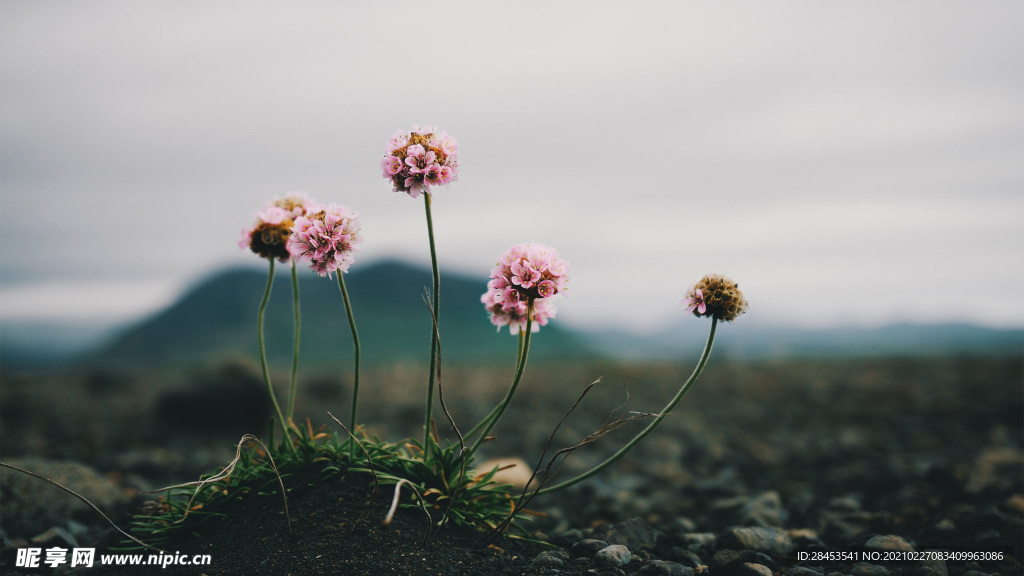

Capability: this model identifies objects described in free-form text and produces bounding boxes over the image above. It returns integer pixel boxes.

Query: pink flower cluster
[239,192,319,262]
[380,125,459,198]
[482,291,557,334]
[482,242,568,333]
[287,203,363,278]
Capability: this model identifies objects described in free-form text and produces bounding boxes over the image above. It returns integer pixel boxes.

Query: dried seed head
[685,274,748,322]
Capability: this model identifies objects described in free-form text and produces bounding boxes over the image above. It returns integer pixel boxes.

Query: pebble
[595,544,633,568]
[550,528,584,547]
[915,559,948,576]
[783,567,825,576]
[737,562,774,576]
[864,534,915,552]
[682,532,717,551]
[665,546,703,567]
[531,549,569,568]
[717,526,794,557]
[571,538,608,557]
[637,559,695,576]
[605,517,659,550]
[851,562,890,576]
[740,491,787,527]
[710,549,776,576]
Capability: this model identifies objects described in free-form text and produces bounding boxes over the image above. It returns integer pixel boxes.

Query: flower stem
[534,317,718,495]
[467,302,534,459]
[423,193,441,456]
[286,261,301,420]
[257,259,290,444]
[336,271,361,459]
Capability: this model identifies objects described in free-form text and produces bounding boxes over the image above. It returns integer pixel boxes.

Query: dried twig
[0,461,164,552]
[145,434,291,534]
[383,479,433,545]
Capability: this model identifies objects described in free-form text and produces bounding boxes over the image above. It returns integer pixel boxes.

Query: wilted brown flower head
[684,274,748,322]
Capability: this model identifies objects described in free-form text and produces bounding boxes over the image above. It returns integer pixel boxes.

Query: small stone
[718,527,793,557]
[741,491,787,527]
[682,532,717,551]
[864,534,915,552]
[710,549,776,576]
[551,528,584,547]
[638,560,695,576]
[595,544,632,568]
[666,546,703,567]
[532,549,569,568]
[737,562,774,576]
[672,517,698,534]
[851,562,890,576]
[606,517,659,550]
[571,538,609,557]
[783,568,825,576]
[915,558,948,576]
[1003,494,1024,515]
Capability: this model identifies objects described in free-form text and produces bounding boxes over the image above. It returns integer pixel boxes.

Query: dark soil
[2,356,1023,575]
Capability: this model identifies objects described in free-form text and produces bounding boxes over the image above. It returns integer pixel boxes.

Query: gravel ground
[1,356,1021,575]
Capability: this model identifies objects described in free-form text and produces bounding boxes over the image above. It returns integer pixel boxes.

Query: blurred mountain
[84,260,595,369]
[2,261,1021,371]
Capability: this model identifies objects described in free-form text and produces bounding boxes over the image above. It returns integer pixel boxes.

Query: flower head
[489,242,569,311]
[482,284,558,334]
[381,125,459,198]
[683,274,748,322]
[287,203,363,278]
[239,192,320,262]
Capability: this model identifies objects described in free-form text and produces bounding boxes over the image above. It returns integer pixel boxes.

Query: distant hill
[88,260,597,369]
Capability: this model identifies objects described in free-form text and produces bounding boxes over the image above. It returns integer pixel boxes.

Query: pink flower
[380,125,460,198]
[287,203,363,278]
[482,285,557,334]
[240,192,320,262]
[684,287,706,315]
[490,242,569,311]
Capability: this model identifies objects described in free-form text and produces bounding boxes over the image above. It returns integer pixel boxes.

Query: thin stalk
[257,259,289,441]
[463,327,528,441]
[467,302,535,459]
[535,317,719,495]
[286,261,301,420]
[423,193,441,455]
[337,271,361,459]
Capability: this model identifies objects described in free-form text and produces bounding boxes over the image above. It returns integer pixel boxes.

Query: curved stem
[257,259,289,441]
[286,261,301,420]
[423,193,441,455]
[337,271,362,459]
[467,302,534,459]
[535,317,718,495]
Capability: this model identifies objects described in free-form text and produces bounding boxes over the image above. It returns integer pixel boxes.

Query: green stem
[467,302,534,459]
[535,317,718,495]
[257,259,290,442]
[464,327,528,441]
[337,271,362,459]
[423,193,441,455]
[286,261,301,420]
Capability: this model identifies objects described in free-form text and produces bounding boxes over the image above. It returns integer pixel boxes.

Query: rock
[864,534,915,552]
[531,549,569,568]
[915,559,948,576]
[783,567,825,576]
[671,517,698,534]
[572,538,609,557]
[710,549,776,576]
[737,562,774,576]
[606,517,659,551]
[595,544,632,568]
[0,457,126,537]
[718,527,793,557]
[550,528,584,547]
[1003,494,1024,515]
[638,559,695,576]
[665,546,703,567]
[741,491,787,527]
[851,562,890,576]
[474,458,535,492]
[682,532,717,551]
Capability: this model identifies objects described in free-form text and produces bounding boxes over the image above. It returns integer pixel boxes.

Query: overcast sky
[1,1,1022,337]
